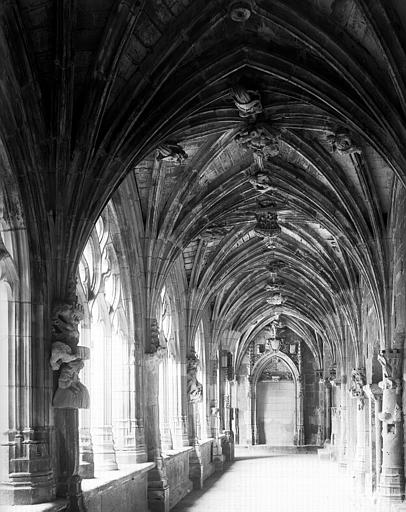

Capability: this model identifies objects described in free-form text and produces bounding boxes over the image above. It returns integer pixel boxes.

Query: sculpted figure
[156,142,188,165]
[349,368,366,409]
[52,301,84,349]
[235,126,280,171]
[378,351,402,424]
[229,85,263,118]
[187,350,203,403]
[150,318,160,352]
[50,341,78,370]
[52,359,90,409]
[327,129,361,155]
[349,368,366,398]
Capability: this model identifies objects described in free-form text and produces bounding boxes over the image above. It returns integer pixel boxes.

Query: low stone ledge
[162,447,194,509]
[82,462,154,512]
[199,438,216,483]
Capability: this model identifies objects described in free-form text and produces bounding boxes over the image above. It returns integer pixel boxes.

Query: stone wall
[199,438,216,483]
[164,448,194,509]
[82,463,154,512]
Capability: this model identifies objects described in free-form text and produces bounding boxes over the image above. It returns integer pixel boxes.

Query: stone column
[315,370,325,446]
[296,375,305,445]
[249,376,257,445]
[221,351,234,460]
[187,349,204,489]
[349,368,367,492]
[170,358,189,449]
[50,296,91,510]
[210,355,225,470]
[77,316,94,480]
[325,379,332,441]
[134,330,148,462]
[338,378,348,469]
[363,383,382,497]
[0,279,55,506]
[145,348,169,512]
[112,337,140,465]
[89,308,117,472]
[377,349,404,506]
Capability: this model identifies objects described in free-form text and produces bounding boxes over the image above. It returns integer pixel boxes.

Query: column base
[0,427,56,505]
[378,469,404,509]
[148,461,169,512]
[0,472,56,506]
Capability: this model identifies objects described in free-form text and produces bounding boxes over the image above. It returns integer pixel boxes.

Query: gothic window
[158,284,175,451]
[78,207,136,473]
[0,185,30,491]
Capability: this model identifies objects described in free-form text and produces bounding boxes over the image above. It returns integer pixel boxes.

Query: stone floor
[172,447,360,512]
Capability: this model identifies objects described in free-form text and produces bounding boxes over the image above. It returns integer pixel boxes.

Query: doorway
[256,379,295,445]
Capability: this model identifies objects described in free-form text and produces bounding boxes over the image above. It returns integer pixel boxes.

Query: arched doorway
[250,351,303,446]
[256,357,295,445]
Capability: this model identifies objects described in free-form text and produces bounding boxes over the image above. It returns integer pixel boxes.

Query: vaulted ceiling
[1,0,406,366]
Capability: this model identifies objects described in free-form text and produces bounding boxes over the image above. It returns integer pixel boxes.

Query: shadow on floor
[171,463,234,511]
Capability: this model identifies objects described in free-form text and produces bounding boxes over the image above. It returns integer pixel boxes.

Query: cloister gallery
[1,1,406,511]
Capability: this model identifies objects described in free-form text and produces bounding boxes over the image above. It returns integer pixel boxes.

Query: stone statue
[327,129,361,155]
[51,300,84,349]
[50,298,89,409]
[148,318,161,353]
[349,368,366,409]
[378,351,402,424]
[50,341,78,370]
[349,368,366,398]
[229,85,263,118]
[156,142,188,165]
[187,350,203,403]
[52,358,90,409]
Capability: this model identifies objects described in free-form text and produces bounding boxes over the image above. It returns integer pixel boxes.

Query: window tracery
[77,208,137,473]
